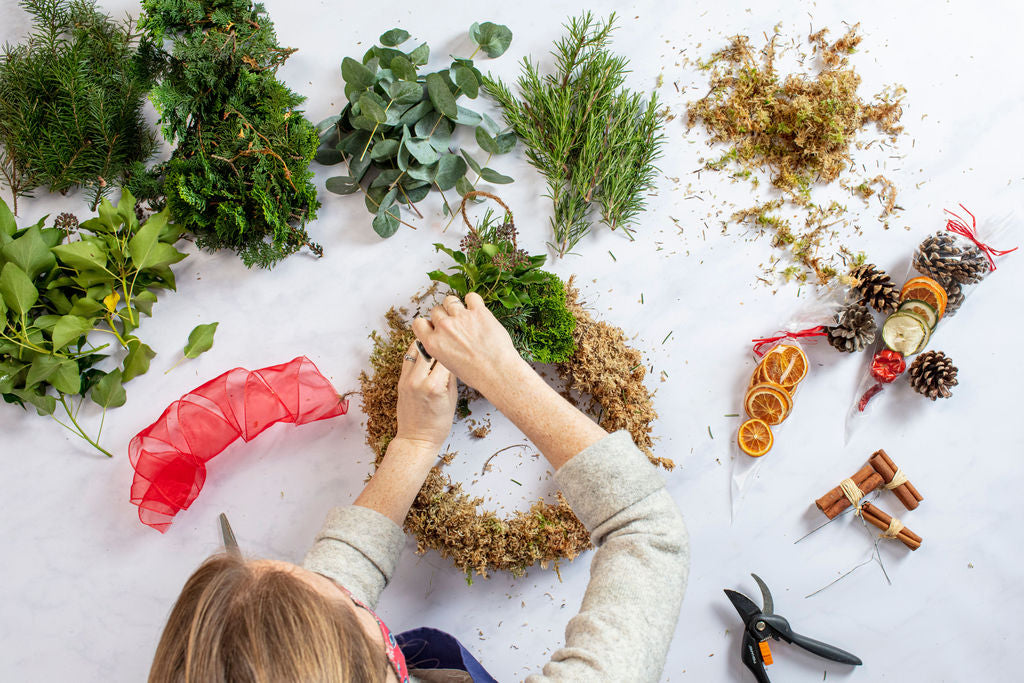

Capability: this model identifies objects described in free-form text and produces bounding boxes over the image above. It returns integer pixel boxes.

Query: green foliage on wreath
[427,209,576,363]
[317,23,516,238]
[131,0,321,268]
[0,0,161,214]
[0,190,186,456]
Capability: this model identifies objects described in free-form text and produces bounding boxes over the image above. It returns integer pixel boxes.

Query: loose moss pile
[688,25,906,283]
[360,281,667,577]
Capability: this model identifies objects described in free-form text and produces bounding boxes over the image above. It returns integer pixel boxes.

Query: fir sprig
[0,0,160,214]
[483,13,664,256]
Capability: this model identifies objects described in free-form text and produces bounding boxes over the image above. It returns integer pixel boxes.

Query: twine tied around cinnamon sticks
[814,450,923,551]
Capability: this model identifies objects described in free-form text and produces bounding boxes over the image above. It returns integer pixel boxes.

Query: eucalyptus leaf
[370,139,400,161]
[494,132,517,154]
[480,167,514,184]
[475,126,500,154]
[89,369,126,408]
[341,56,376,91]
[454,106,482,127]
[0,263,38,315]
[388,80,422,105]
[360,95,388,124]
[315,146,344,165]
[434,154,468,190]
[325,176,361,195]
[184,322,218,359]
[452,64,480,99]
[469,21,513,58]
[379,28,411,46]
[372,204,401,238]
[315,114,342,134]
[406,162,437,182]
[390,55,417,81]
[426,72,458,120]
[399,101,432,126]
[404,183,430,203]
[404,136,440,165]
[455,175,475,196]
[461,150,484,175]
[408,43,430,65]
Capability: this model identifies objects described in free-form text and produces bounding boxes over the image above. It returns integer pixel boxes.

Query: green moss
[523,273,577,364]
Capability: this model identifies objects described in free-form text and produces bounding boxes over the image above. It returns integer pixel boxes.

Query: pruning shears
[724,574,862,682]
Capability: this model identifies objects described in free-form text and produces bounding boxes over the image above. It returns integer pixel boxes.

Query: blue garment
[396,627,498,683]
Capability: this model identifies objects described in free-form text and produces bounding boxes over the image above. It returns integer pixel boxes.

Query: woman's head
[149,554,390,683]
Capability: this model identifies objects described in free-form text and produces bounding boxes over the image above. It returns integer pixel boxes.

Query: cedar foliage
[0,0,160,214]
[133,0,320,268]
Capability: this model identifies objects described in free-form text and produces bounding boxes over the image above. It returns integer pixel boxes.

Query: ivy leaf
[51,315,92,351]
[0,199,14,237]
[480,167,514,184]
[2,226,55,280]
[408,43,430,65]
[0,263,38,315]
[379,28,411,46]
[469,22,513,58]
[184,322,218,359]
[11,388,56,416]
[452,64,480,99]
[51,238,107,272]
[390,55,418,81]
[426,73,458,120]
[325,175,361,195]
[372,203,401,238]
[341,57,376,91]
[128,214,186,271]
[69,297,104,316]
[89,369,126,409]
[133,290,158,317]
[26,355,79,394]
[434,154,468,190]
[122,340,155,382]
[0,359,24,393]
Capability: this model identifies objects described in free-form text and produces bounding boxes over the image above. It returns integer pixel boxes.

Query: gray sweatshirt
[303,431,690,682]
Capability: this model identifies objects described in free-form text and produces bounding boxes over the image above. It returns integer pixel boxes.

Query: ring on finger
[403,354,417,362]
[442,295,463,314]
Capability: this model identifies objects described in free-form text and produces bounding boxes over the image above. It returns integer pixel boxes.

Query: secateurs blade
[724,573,862,682]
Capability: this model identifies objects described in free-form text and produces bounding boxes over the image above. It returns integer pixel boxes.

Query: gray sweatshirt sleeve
[526,430,690,683]
[302,504,406,609]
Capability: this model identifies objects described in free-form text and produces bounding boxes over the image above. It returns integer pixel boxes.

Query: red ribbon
[752,326,827,357]
[858,349,906,412]
[944,204,1017,271]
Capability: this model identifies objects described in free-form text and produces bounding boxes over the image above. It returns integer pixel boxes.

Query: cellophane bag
[845,205,1018,439]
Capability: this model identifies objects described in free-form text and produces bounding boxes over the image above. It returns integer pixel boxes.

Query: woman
[150,293,689,682]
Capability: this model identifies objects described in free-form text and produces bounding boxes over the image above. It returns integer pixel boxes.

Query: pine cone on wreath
[941,279,965,317]
[827,303,876,353]
[913,232,988,286]
[850,263,899,314]
[908,350,959,400]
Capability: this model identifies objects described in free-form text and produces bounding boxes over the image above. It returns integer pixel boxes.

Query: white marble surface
[1,0,1023,680]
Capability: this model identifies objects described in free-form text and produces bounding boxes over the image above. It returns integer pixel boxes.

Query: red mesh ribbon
[858,349,907,412]
[129,357,348,532]
[752,326,827,357]
[945,204,1017,271]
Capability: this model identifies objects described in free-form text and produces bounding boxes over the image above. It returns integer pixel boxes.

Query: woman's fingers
[429,303,450,324]
[465,292,484,310]
[411,316,433,342]
[400,340,432,383]
[442,295,465,314]
[428,359,452,388]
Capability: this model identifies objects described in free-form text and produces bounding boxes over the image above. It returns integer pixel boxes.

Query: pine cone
[908,350,959,400]
[827,303,877,353]
[850,263,899,314]
[913,232,988,285]
[941,279,965,317]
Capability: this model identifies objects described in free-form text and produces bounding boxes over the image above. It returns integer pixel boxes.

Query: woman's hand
[411,293,525,395]
[394,340,457,451]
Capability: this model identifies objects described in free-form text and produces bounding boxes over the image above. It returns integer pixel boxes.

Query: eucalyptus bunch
[132,0,321,269]
[0,190,186,457]
[0,0,161,214]
[317,23,517,238]
[427,195,575,363]
[484,12,665,256]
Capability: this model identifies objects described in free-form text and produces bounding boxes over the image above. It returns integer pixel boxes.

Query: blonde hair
[149,554,389,683]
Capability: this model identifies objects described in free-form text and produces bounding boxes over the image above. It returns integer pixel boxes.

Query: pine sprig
[0,0,160,214]
[483,12,664,256]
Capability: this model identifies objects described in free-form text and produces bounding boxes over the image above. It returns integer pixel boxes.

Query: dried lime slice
[881,312,930,356]
[898,299,938,329]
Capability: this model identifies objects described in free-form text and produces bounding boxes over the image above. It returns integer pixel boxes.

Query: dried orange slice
[901,276,947,318]
[738,418,774,457]
[759,344,809,388]
[744,382,792,425]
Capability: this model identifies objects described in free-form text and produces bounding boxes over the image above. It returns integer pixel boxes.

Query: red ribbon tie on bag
[944,204,1018,271]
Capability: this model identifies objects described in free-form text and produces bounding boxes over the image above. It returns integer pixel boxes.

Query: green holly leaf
[342,57,376,91]
[469,22,513,58]
[122,339,155,382]
[426,72,458,120]
[380,28,411,46]
[89,369,126,409]
[184,322,218,359]
[0,263,38,315]
[51,315,93,350]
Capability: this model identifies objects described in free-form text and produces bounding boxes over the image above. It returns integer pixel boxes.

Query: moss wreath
[359,196,673,578]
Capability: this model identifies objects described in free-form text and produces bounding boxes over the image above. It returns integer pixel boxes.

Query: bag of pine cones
[844,205,1017,434]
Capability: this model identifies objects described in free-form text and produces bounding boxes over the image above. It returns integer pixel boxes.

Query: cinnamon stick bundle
[814,464,883,519]
[869,449,923,511]
[860,502,922,551]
